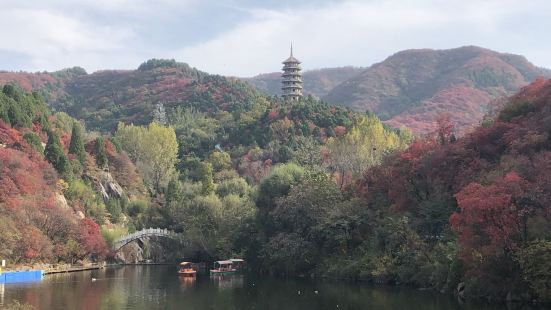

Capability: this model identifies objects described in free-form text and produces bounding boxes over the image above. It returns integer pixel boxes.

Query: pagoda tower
[281,45,303,101]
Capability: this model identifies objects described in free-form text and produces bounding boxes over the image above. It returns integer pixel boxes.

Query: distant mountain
[243,67,363,98]
[0,60,265,131]
[323,46,551,134]
[541,67,551,77]
[2,47,549,135]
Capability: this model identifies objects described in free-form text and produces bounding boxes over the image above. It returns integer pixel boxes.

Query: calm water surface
[0,265,508,310]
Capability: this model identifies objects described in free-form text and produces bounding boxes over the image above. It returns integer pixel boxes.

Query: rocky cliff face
[98,171,124,200]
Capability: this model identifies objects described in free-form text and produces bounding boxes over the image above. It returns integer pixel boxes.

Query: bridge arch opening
[112,228,185,252]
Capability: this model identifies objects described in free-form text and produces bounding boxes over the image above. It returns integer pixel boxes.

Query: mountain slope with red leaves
[324,46,550,135]
[0,61,265,131]
[357,78,551,300]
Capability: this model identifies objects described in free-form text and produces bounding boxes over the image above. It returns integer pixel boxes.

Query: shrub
[101,226,128,248]
[128,200,149,216]
[499,101,535,122]
[516,240,551,302]
[23,132,43,153]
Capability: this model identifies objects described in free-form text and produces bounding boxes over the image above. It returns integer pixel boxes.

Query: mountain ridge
[245,46,550,135]
[1,47,549,135]
[323,46,550,134]
[1,60,265,131]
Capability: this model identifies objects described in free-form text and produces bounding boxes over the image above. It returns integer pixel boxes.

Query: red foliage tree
[79,218,108,259]
[268,111,279,121]
[359,137,440,212]
[450,172,528,267]
[0,147,57,209]
[334,125,347,137]
[435,113,454,144]
[17,227,53,261]
[0,120,24,149]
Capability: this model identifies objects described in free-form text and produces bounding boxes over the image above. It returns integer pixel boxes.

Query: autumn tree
[326,115,411,189]
[115,122,178,192]
[450,172,529,266]
[436,113,455,144]
[107,151,146,198]
[63,238,86,264]
[114,122,146,162]
[79,218,108,259]
[208,151,231,172]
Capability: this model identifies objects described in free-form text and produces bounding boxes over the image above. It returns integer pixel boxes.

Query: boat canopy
[216,260,233,265]
[230,259,244,262]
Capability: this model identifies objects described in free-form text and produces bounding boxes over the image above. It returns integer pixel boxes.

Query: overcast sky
[0,0,549,77]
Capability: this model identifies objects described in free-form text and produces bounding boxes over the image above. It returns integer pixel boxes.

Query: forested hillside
[1,59,550,303]
[1,59,266,131]
[3,47,548,137]
[323,46,550,134]
[355,77,551,301]
[242,78,551,302]
[0,63,413,266]
[0,85,150,263]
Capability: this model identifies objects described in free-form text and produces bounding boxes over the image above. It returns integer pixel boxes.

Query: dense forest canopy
[1,61,550,304]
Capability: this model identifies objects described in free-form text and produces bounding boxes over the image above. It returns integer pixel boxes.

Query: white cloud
[0,0,549,74]
[0,0,198,72]
[178,0,551,76]
[0,8,136,71]
[3,0,195,15]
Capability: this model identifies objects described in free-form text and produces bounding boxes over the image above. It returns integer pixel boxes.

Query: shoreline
[4,264,548,307]
[2,262,179,276]
[44,264,105,275]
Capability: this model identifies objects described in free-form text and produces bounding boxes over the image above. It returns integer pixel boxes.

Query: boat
[178,262,196,277]
[229,258,245,271]
[210,260,236,276]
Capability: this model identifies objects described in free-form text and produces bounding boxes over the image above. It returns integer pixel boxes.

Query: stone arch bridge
[113,228,187,252]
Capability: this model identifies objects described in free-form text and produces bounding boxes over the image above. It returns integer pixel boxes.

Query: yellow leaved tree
[326,115,412,189]
[115,122,178,193]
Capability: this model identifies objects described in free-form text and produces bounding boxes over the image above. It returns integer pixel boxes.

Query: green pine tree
[69,122,87,163]
[44,131,72,178]
[95,137,108,168]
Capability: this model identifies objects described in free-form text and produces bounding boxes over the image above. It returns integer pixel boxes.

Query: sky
[0,0,550,77]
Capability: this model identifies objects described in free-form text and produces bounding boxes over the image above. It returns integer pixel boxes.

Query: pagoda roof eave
[282,56,301,64]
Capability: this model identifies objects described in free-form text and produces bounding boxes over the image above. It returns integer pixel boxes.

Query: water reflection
[211,274,244,290]
[0,283,4,306]
[178,276,196,290]
[1,266,541,310]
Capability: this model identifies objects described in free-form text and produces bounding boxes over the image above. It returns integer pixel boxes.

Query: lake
[0,265,512,309]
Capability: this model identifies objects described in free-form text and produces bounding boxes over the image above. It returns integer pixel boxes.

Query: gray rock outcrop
[114,236,185,264]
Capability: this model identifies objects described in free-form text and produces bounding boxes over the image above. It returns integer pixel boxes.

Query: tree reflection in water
[211,274,244,290]
[0,266,516,310]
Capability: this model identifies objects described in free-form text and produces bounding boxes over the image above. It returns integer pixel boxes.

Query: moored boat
[178,262,197,277]
[210,260,236,275]
[229,258,245,271]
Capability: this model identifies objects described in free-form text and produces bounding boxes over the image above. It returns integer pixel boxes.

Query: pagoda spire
[281,44,303,102]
